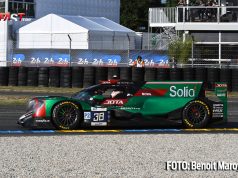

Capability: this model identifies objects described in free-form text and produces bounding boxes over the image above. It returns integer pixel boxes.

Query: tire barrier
[0,67,237,91]
[18,67,28,86]
[83,67,95,88]
[60,67,72,88]
[27,67,38,86]
[169,68,182,81]
[0,67,8,86]
[38,67,49,87]
[72,67,84,88]
[8,67,19,86]
[108,67,120,80]
[49,67,60,87]
[120,67,132,80]
[207,68,220,90]
[183,68,195,81]
[195,68,207,88]
[156,68,169,81]
[95,67,108,84]
[220,68,232,91]
[132,67,144,82]
[145,68,156,81]
[232,69,238,92]
[195,68,207,81]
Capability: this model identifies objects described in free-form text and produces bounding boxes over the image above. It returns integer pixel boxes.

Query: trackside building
[0,0,121,66]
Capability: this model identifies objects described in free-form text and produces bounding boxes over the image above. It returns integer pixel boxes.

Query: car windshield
[71,85,101,101]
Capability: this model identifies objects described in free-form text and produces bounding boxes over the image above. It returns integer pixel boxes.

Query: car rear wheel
[52,101,82,130]
[183,100,210,128]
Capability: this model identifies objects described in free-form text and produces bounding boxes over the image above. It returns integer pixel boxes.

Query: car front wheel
[52,101,82,130]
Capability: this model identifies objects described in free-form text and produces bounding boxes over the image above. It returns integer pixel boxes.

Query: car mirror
[92,95,105,102]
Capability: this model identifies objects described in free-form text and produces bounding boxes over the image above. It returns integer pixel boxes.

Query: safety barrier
[0,67,235,91]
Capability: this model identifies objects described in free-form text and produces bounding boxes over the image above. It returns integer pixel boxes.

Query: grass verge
[0,86,82,105]
[0,86,81,94]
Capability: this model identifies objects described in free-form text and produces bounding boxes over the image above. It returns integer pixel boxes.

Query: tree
[120,0,162,31]
[168,38,193,64]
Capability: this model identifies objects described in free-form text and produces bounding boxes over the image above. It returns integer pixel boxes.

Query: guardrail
[149,7,177,25]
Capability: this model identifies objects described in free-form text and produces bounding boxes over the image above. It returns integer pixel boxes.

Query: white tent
[16,14,136,50]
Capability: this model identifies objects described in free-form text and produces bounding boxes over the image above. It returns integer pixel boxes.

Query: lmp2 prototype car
[18,79,227,130]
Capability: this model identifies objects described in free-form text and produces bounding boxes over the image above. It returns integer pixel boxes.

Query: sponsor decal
[35,119,50,123]
[135,89,167,96]
[215,83,227,88]
[142,93,152,96]
[91,122,107,126]
[0,12,25,21]
[169,86,195,97]
[102,99,127,106]
[212,104,224,118]
[91,107,107,111]
[120,107,140,110]
[84,112,91,120]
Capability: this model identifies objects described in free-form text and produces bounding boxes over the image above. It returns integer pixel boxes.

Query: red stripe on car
[135,89,168,96]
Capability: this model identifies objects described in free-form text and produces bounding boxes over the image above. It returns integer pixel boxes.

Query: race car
[18,79,227,130]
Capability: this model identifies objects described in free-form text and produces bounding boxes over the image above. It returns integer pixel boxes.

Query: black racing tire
[0,67,9,86]
[52,101,82,130]
[183,68,194,81]
[49,67,60,87]
[60,67,72,88]
[95,67,108,84]
[38,67,49,87]
[83,67,95,88]
[8,67,19,86]
[169,68,182,81]
[27,67,38,86]
[72,67,84,88]
[18,67,28,86]
[156,68,169,81]
[182,100,211,129]
[145,68,156,81]
[207,68,220,90]
[132,67,144,82]
[107,67,120,80]
[120,67,132,80]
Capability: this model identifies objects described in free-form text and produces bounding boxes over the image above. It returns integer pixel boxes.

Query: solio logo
[0,12,25,21]
[170,86,195,97]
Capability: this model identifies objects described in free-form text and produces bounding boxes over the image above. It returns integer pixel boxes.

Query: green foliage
[166,0,177,7]
[168,38,193,64]
[120,0,162,31]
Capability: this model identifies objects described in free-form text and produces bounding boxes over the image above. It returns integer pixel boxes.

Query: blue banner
[12,49,169,67]
[129,50,169,67]
[72,51,123,66]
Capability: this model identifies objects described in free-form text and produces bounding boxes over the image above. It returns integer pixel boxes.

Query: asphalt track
[0,93,238,132]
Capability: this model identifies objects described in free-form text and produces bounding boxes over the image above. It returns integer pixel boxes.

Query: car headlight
[26,99,45,113]
[26,99,36,112]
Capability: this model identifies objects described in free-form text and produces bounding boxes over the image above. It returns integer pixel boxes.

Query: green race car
[18,79,227,130]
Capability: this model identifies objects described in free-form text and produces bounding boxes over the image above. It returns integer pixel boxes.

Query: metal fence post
[219,32,221,68]
[192,41,194,68]
[127,34,130,67]
[68,34,72,67]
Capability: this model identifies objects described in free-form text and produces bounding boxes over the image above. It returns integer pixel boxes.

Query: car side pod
[214,82,228,123]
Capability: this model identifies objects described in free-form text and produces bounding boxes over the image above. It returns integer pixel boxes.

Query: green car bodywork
[18,80,227,129]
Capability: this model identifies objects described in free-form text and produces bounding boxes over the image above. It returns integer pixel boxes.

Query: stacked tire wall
[0,67,236,91]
